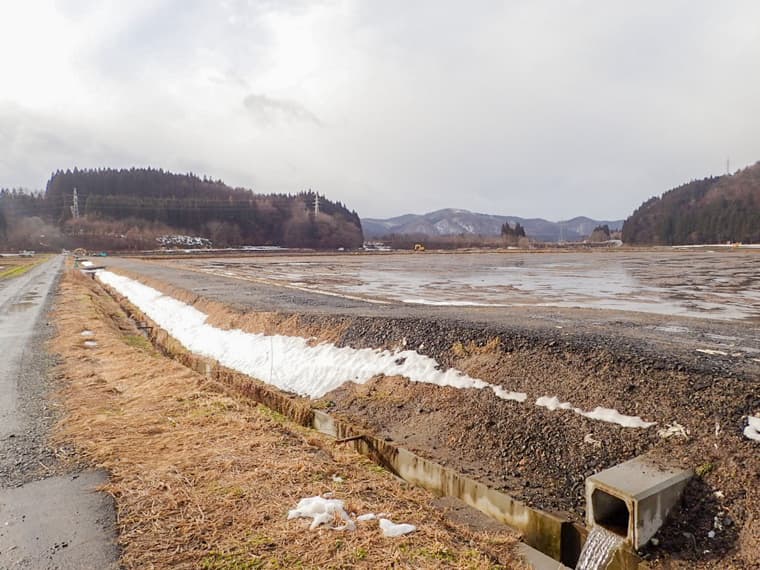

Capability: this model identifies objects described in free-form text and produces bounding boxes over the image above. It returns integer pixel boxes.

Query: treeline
[1,168,364,250]
[623,162,760,244]
[381,233,531,250]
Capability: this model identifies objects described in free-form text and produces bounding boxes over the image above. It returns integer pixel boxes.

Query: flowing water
[575,526,624,570]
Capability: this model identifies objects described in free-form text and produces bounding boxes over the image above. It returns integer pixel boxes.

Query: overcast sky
[1,1,759,220]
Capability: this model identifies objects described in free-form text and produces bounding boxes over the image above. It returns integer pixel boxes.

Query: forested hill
[622,162,760,245]
[0,168,363,250]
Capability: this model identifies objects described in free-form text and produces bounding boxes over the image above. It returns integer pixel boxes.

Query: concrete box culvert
[585,455,693,550]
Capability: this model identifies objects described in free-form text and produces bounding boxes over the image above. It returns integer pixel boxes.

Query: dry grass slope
[51,269,521,569]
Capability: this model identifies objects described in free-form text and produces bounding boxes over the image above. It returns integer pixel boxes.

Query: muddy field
[168,249,760,321]
[100,251,760,568]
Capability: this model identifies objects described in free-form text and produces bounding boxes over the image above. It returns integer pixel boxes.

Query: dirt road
[0,256,118,569]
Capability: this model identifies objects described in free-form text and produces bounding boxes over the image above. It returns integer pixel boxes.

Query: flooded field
[173,250,760,321]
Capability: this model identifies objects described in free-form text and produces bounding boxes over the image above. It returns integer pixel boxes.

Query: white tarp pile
[287,495,416,537]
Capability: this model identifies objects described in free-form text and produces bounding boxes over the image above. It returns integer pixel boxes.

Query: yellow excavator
[414,243,426,252]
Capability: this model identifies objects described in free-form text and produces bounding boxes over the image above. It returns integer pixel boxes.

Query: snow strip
[744,416,760,442]
[80,330,94,337]
[83,340,98,348]
[96,271,527,402]
[696,348,728,356]
[96,271,658,429]
[80,260,94,267]
[535,396,656,429]
[403,298,509,307]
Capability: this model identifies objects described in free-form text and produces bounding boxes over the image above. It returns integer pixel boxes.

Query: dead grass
[451,338,502,358]
[0,255,49,279]
[51,269,521,569]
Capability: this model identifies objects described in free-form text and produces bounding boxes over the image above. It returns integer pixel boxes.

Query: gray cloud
[243,93,322,126]
[2,1,760,220]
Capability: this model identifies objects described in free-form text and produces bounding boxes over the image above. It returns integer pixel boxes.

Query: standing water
[575,526,624,570]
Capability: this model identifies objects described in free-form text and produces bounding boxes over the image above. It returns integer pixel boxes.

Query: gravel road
[0,256,118,569]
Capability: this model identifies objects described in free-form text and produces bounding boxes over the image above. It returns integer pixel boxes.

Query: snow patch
[744,416,760,442]
[535,396,655,429]
[80,261,94,267]
[83,340,98,348]
[80,330,94,337]
[95,271,527,402]
[403,298,508,307]
[696,348,728,356]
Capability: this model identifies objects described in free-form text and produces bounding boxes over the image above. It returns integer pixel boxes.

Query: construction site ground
[87,250,760,569]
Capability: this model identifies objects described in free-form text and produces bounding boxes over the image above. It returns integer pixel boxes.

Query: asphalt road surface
[0,256,118,569]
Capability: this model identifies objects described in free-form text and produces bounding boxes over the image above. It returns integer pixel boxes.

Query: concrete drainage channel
[99,280,693,570]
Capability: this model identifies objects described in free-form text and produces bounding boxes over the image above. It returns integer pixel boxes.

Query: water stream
[575,526,624,570]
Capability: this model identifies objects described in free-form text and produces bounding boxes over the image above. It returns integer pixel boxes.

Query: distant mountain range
[362,209,623,242]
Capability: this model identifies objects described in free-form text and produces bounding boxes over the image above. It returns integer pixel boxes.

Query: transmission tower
[70,188,80,219]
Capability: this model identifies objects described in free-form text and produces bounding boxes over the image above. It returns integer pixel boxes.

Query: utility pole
[70,187,80,219]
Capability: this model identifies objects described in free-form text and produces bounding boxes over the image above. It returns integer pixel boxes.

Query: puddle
[652,325,690,333]
[184,251,760,321]
[8,302,35,313]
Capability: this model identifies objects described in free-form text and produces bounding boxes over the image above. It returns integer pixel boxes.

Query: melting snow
[80,261,94,267]
[535,396,655,429]
[403,298,508,307]
[95,271,527,401]
[696,349,728,356]
[744,416,760,442]
[96,271,662,429]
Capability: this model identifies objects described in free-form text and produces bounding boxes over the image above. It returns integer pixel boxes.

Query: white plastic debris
[287,496,355,531]
[657,422,689,440]
[743,416,760,442]
[379,518,416,537]
[583,433,601,447]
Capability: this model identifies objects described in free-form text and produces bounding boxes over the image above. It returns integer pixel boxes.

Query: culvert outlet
[585,454,693,550]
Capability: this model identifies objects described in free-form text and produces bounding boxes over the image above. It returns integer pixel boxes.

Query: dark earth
[99,251,760,568]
